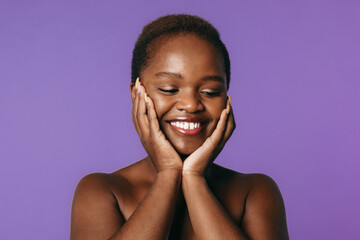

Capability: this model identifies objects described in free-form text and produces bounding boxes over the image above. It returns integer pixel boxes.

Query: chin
[161,121,214,157]
[174,147,195,157]
[171,139,204,157]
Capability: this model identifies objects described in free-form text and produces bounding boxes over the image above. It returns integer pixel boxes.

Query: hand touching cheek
[183,97,235,177]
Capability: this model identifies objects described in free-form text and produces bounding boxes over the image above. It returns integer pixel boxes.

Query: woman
[70,14,289,240]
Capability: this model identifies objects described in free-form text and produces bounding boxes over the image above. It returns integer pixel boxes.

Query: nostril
[176,99,204,113]
[175,91,205,113]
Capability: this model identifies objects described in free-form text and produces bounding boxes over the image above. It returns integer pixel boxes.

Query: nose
[175,90,204,113]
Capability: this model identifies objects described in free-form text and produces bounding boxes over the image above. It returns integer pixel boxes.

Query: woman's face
[136,33,228,155]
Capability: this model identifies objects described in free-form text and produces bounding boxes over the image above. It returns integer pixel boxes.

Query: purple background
[1,0,359,239]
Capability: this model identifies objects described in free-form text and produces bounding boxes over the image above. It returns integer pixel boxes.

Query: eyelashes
[159,88,178,94]
[201,91,221,97]
[158,88,221,97]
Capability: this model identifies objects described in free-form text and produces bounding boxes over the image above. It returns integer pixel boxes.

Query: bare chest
[112,182,246,239]
[117,191,197,239]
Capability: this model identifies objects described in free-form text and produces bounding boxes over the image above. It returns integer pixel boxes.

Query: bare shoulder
[209,164,289,239]
[70,172,129,240]
[243,172,282,195]
[242,173,289,239]
[73,158,149,202]
[72,172,130,202]
[72,173,113,209]
[209,164,283,198]
[75,172,115,192]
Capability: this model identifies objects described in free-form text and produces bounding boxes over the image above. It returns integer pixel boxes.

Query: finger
[131,77,140,104]
[145,94,162,138]
[202,109,228,149]
[132,81,141,136]
[184,111,227,172]
[212,109,228,142]
[218,106,236,149]
[137,85,150,136]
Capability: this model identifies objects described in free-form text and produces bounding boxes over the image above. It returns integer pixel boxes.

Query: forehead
[144,33,225,76]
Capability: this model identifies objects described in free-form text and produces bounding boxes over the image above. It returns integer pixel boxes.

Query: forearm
[110,169,181,240]
[182,175,248,240]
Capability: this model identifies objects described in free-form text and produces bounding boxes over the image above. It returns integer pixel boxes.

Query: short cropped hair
[131,14,231,89]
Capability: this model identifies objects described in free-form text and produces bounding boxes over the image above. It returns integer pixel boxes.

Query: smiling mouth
[168,120,206,136]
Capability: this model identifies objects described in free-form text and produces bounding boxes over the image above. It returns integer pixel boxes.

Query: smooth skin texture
[71,33,289,240]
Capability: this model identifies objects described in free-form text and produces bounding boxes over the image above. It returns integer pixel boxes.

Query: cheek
[150,95,172,119]
[213,107,225,121]
[208,99,227,117]
[205,101,227,131]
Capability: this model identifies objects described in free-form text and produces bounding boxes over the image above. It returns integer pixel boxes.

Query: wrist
[182,171,206,181]
[157,168,182,179]
[182,169,205,178]
[182,173,207,192]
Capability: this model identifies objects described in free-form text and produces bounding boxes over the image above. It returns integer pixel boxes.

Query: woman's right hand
[132,79,182,173]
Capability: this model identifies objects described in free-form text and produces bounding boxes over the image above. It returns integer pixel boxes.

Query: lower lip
[169,123,204,136]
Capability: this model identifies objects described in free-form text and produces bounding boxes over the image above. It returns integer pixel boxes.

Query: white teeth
[170,121,201,130]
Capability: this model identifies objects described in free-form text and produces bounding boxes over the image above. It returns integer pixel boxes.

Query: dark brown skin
[71,33,289,240]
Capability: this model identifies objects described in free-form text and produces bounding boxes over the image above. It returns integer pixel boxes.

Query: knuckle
[147,114,153,121]
[148,113,157,121]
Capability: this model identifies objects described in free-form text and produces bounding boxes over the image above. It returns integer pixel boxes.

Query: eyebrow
[154,72,224,83]
[155,72,183,79]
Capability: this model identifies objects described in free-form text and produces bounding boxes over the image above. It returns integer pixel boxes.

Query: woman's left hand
[182,98,235,177]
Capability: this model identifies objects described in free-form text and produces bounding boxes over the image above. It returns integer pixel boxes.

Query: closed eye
[201,91,221,97]
[159,88,179,94]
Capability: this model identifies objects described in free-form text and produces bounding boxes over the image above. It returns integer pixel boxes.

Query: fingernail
[135,77,140,89]
[144,93,148,103]
[226,96,231,114]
